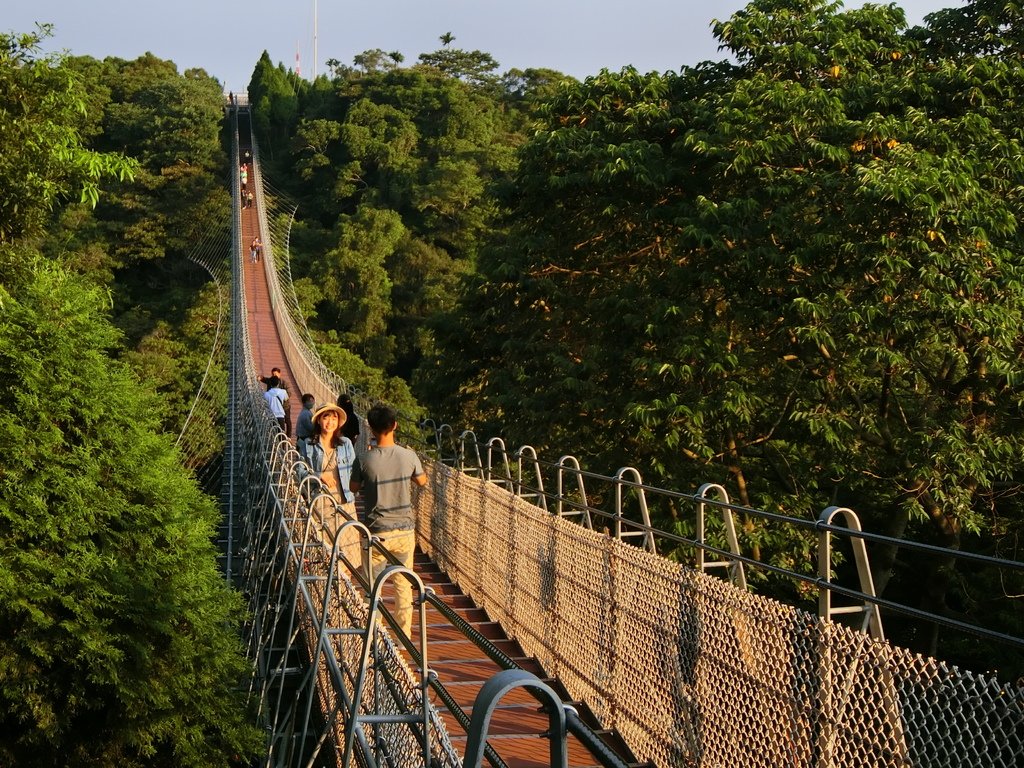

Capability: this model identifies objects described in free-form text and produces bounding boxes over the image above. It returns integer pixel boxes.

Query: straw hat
[312,403,347,426]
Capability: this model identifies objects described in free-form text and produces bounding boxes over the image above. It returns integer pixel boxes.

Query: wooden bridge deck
[412,554,637,768]
[240,154,298,432]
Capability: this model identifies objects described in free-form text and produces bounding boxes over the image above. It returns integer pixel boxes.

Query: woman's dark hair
[337,393,360,442]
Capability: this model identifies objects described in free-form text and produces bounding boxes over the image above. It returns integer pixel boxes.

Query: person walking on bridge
[349,405,427,638]
[263,375,288,433]
[295,393,316,462]
[336,393,360,450]
[305,403,357,548]
[260,366,290,435]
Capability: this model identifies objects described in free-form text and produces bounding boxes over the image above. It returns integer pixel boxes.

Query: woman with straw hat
[306,403,357,542]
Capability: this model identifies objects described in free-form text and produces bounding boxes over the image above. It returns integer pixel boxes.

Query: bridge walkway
[409,553,638,768]
[239,134,299,434]
[225,103,1024,768]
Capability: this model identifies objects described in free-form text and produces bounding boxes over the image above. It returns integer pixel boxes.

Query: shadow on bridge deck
[408,551,641,768]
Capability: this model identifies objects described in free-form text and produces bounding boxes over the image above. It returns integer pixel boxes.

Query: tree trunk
[916,487,962,656]
[726,429,761,561]
[870,503,910,597]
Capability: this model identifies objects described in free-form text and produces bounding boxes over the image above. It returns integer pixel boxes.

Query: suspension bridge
[211,98,1024,768]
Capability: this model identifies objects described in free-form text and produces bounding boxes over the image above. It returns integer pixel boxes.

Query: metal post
[817,506,884,640]
[695,483,747,590]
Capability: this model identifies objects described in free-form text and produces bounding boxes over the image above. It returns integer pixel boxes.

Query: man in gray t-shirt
[351,443,425,532]
[350,405,427,637]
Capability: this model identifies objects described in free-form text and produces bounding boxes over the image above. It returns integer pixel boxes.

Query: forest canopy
[424,0,1024,668]
[3,0,1023,737]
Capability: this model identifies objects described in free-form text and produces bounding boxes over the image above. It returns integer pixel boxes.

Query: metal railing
[416,462,1024,768]
[423,428,1024,653]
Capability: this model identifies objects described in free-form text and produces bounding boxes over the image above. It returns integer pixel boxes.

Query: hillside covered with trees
[0,25,259,766]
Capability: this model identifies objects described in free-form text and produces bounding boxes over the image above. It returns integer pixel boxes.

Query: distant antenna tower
[313,0,319,79]
[295,41,301,77]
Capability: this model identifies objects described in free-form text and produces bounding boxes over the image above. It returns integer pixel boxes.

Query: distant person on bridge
[250,236,262,263]
[336,393,360,449]
[263,375,288,433]
[349,405,428,637]
[295,393,316,461]
[259,367,284,388]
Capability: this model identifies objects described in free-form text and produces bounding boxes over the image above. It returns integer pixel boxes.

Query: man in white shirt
[263,376,288,433]
[260,367,292,436]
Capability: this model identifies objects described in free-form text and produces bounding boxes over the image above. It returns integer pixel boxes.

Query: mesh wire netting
[234,120,460,768]
[417,462,1024,768]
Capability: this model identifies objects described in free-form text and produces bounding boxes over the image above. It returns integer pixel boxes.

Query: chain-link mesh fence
[230,112,462,768]
[418,463,1024,768]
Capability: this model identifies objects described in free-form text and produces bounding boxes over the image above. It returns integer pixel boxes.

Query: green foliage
[259,49,569,394]
[315,338,423,419]
[34,49,234,445]
[425,0,1024,665]
[121,277,229,463]
[314,205,404,367]
[0,26,135,244]
[0,258,260,766]
[0,27,257,762]
[500,67,575,134]
[79,54,229,270]
[293,117,343,191]
[422,64,692,455]
[417,47,501,88]
[351,48,405,74]
[249,52,298,159]
[910,0,1024,57]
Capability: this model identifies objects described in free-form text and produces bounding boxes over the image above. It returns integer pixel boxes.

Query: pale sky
[6,1,958,94]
